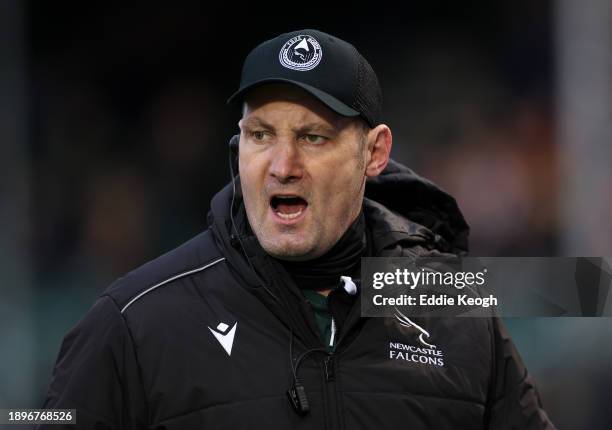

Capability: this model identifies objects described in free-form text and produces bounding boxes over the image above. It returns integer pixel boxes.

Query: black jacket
[41,159,555,429]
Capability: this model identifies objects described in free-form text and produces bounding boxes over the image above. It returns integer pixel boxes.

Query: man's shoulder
[102,228,226,313]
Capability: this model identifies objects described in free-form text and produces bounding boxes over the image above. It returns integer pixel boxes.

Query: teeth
[275,208,304,219]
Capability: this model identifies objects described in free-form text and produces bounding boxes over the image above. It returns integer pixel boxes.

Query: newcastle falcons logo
[279,35,323,71]
[394,309,436,349]
[390,309,445,367]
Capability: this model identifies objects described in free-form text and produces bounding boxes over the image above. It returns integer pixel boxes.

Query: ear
[365,124,392,178]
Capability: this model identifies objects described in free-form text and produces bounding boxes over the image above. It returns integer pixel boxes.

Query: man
[41,29,554,429]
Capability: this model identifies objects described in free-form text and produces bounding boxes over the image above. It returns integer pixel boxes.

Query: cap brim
[227,78,360,118]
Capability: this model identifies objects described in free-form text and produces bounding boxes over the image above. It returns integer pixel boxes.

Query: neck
[276,211,367,291]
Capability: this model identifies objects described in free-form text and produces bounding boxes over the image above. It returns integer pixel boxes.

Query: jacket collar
[208,157,470,286]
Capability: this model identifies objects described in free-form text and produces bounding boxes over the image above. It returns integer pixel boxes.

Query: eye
[251,130,267,141]
[304,134,327,145]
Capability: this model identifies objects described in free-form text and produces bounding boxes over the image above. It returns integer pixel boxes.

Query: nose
[269,139,303,184]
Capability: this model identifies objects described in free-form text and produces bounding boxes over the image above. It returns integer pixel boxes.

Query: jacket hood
[208,157,469,267]
[364,158,469,254]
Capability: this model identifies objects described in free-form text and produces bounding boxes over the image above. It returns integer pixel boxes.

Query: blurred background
[1,0,611,427]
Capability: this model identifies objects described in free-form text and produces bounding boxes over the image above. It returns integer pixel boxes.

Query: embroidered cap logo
[279,35,323,71]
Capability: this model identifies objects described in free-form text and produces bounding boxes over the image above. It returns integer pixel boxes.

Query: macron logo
[208,322,237,356]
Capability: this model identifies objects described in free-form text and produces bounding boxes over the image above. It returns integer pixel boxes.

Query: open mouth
[270,195,308,220]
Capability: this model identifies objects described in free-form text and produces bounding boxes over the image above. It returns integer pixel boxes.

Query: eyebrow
[293,122,337,136]
[240,117,275,130]
[241,117,337,136]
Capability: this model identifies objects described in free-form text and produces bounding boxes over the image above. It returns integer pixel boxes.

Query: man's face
[238,85,368,261]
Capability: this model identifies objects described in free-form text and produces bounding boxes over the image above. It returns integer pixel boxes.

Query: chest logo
[390,310,445,367]
[208,322,237,356]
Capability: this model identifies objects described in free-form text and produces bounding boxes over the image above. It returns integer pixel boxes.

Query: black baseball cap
[228,29,383,128]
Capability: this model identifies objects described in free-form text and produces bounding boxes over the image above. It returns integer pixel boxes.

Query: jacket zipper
[329,318,337,350]
[322,352,339,430]
[321,289,365,429]
[322,315,341,430]
[326,318,336,381]
[324,354,335,381]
